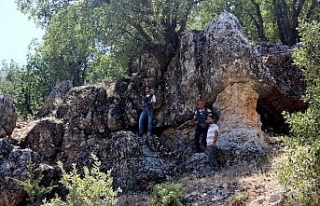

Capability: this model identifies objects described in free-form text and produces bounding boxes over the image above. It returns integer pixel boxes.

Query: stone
[213,83,267,157]
[269,193,282,203]
[35,80,73,118]
[0,94,17,138]
[0,139,41,206]
[23,119,64,163]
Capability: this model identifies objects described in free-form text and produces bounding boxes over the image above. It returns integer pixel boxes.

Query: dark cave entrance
[256,89,307,136]
[256,104,290,135]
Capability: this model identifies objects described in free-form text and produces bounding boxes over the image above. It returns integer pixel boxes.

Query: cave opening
[256,90,290,135]
[256,104,290,135]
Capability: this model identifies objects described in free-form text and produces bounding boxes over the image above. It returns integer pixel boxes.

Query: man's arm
[150,95,156,107]
[213,130,219,147]
[151,95,156,103]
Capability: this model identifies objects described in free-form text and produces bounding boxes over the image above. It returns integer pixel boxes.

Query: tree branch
[129,21,153,43]
[294,0,306,17]
[306,0,319,19]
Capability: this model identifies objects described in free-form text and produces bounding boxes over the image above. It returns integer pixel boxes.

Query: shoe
[147,133,151,136]
[138,133,143,137]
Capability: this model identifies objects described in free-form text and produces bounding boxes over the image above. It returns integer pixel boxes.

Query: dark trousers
[207,145,219,170]
[194,125,208,152]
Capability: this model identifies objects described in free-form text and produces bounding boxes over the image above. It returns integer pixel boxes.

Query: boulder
[24,119,64,164]
[0,138,40,206]
[0,94,17,138]
[35,80,73,118]
[54,85,110,168]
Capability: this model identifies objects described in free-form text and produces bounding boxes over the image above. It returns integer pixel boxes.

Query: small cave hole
[256,100,290,136]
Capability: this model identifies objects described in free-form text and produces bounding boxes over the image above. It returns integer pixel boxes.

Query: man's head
[145,86,151,94]
[197,99,205,109]
[207,114,218,124]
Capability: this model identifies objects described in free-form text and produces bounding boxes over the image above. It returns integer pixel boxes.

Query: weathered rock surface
[0,95,17,138]
[0,138,40,206]
[23,119,64,164]
[213,82,267,154]
[100,12,305,156]
[35,80,73,118]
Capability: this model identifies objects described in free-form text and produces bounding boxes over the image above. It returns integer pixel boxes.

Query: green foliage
[150,183,184,206]
[43,155,121,206]
[13,164,55,205]
[278,20,320,205]
[188,0,320,45]
[0,60,43,119]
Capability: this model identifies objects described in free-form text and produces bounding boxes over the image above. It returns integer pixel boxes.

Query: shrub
[278,19,320,205]
[150,183,184,206]
[14,164,55,205]
[43,155,121,206]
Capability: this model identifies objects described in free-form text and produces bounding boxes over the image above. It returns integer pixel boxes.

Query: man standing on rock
[139,86,156,137]
[193,99,212,153]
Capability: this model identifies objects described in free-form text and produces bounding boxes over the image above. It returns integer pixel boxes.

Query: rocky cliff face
[0,12,306,206]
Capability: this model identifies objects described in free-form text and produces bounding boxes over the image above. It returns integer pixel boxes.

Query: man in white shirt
[139,86,156,136]
[206,114,219,172]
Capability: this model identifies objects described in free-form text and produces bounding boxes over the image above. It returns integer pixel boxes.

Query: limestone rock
[35,80,73,118]
[213,83,267,156]
[95,131,186,191]
[58,85,110,135]
[0,95,17,138]
[24,119,64,163]
[0,138,40,206]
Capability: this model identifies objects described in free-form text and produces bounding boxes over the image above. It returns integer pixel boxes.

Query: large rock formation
[0,12,307,206]
[107,12,305,153]
[0,95,17,138]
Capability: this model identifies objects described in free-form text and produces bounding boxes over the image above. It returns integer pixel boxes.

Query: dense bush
[18,155,120,206]
[43,155,121,206]
[150,183,184,206]
[14,164,55,205]
[278,20,320,205]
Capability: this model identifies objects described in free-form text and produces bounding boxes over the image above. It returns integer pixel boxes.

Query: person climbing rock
[206,114,220,173]
[193,99,212,153]
[139,85,156,136]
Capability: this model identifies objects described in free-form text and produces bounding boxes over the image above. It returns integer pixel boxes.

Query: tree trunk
[69,60,85,87]
[273,0,309,46]
[249,0,268,41]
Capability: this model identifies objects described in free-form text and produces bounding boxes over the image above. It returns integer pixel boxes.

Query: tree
[0,60,42,118]
[16,0,204,84]
[189,0,320,45]
[278,20,320,205]
[272,0,320,45]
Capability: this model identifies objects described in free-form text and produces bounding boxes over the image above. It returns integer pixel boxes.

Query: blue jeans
[139,109,154,135]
